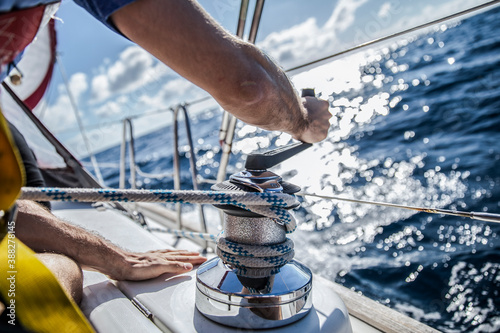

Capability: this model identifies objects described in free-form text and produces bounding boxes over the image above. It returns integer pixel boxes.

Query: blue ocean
[87,6,500,332]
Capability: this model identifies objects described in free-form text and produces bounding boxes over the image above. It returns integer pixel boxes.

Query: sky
[2,0,492,158]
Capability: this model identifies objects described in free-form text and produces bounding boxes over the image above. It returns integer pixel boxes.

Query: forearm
[15,200,128,278]
[111,0,309,139]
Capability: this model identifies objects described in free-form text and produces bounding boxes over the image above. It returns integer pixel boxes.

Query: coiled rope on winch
[216,237,295,277]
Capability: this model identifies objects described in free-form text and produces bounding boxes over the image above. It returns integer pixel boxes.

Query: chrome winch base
[195,257,313,329]
[195,213,313,329]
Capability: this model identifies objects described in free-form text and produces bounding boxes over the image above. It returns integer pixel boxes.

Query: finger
[170,261,194,271]
[148,249,202,256]
[147,249,192,253]
[125,261,194,280]
[317,98,330,110]
[159,261,194,275]
[169,251,204,256]
[163,255,207,264]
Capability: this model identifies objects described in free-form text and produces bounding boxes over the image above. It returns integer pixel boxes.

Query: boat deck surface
[52,201,438,333]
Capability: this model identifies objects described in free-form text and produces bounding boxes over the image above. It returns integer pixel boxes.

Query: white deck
[52,202,435,333]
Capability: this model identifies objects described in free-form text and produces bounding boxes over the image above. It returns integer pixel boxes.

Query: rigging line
[297,192,500,224]
[56,54,104,184]
[286,0,500,72]
[52,106,173,134]
[52,95,214,135]
[128,95,214,120]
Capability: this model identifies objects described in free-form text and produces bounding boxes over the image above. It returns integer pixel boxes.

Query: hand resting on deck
[100,248,208,281]
[15,200,207,303]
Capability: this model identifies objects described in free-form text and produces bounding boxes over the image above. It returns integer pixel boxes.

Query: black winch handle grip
[301,88,316,97]
[245,142,312,170]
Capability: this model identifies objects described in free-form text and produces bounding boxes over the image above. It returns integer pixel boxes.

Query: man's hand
[293,96,331,143]
[108,249,207,281]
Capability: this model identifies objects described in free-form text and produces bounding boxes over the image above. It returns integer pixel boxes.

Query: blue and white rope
[20,187,299,233]
[216,237,295,277]
[216,247,295,268]
[217,237,294,257]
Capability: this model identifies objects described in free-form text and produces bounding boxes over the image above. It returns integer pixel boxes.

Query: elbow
[213,76,271,120]
[213,43,275,111]
[219,72,276,127]
[234,76,267,107]
[225,73,270,110]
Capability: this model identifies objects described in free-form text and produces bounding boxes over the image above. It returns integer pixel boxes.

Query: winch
[195,141,314,329]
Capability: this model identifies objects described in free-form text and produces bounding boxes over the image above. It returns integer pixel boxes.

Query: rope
[216,237,295,277]
[20,187,299,233]
[217,237,294,257]
[217,248,294,268]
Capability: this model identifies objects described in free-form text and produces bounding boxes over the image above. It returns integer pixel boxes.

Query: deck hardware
[196,142,331,329]
[131,297,153,320]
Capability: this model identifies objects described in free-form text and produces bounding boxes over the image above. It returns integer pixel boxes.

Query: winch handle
[245,142,312,170]
[301,88,316,97]
[244,89,315,170]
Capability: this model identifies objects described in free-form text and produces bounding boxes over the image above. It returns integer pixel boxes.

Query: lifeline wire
[297,192,500,224]
[286,0,500,72]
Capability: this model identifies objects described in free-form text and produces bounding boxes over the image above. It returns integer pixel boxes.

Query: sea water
[89,6,500,332]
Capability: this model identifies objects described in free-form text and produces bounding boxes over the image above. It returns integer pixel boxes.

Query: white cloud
[88,76,206,122]
[93,100,124,117]
[39,87,78,130]
[365,0,482,45]
[378,2,392,18]
[68,72,88,101]
[90,74,110,101]
[258,0,369,68]
[90,46,172,102]
[324,0,369,32]
[257,0,484,71]
[259,18,323,65]
[138,77,206,111]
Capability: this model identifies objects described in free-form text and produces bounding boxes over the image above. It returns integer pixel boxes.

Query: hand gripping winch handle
[244,89,315,170]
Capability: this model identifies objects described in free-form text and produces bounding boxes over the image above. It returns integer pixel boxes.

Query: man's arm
[15,200,207,280]
[110,0,331,143]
